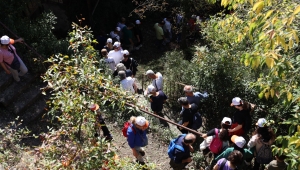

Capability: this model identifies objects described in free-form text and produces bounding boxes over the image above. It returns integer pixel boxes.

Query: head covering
[256,118,267,127]
[89,104,99,111]
[118,70,126,79]
[145,70,155,75]
[113,41,121,48]
[135,116,149,128]
[0,35,10,45]
[121,50,129,56]
[147,85,156,94]
[231,135,246,148]
[221,117,232,125]
[135,20,141,25]
[231,97,242,106]
[116,63,126,72]
[116,27,121,31]
[101,49,107,53]
[107,38,113,43]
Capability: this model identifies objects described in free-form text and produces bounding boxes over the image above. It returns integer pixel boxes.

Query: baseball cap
[113,41,120,48]
[147,85,156,94]
[145,70,155,75]
[121,50,129,56]
[136,20,141,25]
[0,35,10,45]
[107,38,112,43]
[221,117,232,125]
[116,27,121,31]
[136,116,149,128]
[231,97,242,106]
[231,135,246,148]
[89,104,99,111]
[256,118,267,127]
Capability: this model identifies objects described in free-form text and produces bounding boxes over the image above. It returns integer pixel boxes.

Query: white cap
[221,117,232,125]
[0,35,10,45]
[147,85,156,94]
[135,20,141,25]
[116,27,121,31]
[231,97,242,106]
[113,41,121,47]
[231,135,246,148]
[145,70,155,75]
[256,118,267,127]
[136,116,149,127]
[121,50,129,56]
[107,38,112,43]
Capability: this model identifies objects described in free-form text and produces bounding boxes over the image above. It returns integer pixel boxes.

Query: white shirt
[108,50,123,65]
[104,57,115,71]
[110,31,120,41]
[151,72,163,91]
[120,77,135,93]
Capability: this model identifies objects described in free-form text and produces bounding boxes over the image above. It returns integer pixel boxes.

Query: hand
[189,145,194,152]
[183,157,192,163]
[228,129,233,133]
[5,70,11,74]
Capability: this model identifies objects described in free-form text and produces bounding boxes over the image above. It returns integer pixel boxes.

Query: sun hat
[136,116,149,128]
[256,118,267,127]
[147,85,156,94]
[107,38,113,43]
[145,70,155,75]
[0,35,10,45]
[113,41,121,48]
[231,97,242,106]
[221,117,232,125]
[231,135,246,148]
[116,27,121,31]
[89,104,99,111]
[135,20,141,25]
[121,50,129,56]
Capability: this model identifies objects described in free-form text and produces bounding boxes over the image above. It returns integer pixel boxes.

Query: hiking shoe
[136,160,145,165]
[139,150,145,156]
[105,135,113,141]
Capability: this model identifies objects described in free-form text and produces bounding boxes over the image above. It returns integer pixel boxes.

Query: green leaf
[288,124,295,136]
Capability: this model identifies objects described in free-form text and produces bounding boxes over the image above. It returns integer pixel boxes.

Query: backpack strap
[219,158,227,170]
[174,134,186,152]
[215,128,219,138]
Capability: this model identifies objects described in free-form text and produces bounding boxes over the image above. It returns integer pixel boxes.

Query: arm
[214,149,230,162]
[133,82,137,93]
[13,38,24,44]
[0,62,11,74]
[228,124,243,133]
[247,135,257,148]
[213,165,219,170]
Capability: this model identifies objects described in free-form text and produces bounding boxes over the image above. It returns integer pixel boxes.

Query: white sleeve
[247,134,258,148]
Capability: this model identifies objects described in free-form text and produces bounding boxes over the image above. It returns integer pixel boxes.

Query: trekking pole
[125,102,204,137]
[0,21,46,62]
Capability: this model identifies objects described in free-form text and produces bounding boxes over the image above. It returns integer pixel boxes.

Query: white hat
[221,117,232,125]
[135,20,141,25]
[121,50,129,56]
[0,35,10,45]
[107,38,112,43]
[145,70,155,75]
[136,116,149,128]
[147,85,156,94]
[113,41,120,47]
[231,135,246,148]
[116,27,121,31]
[231,97,242,106]
[256,118,267,127]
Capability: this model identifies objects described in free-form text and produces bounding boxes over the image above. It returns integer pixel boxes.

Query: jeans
[9,57,28,82]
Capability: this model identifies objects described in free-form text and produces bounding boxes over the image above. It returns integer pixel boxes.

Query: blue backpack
[168,134,186,159]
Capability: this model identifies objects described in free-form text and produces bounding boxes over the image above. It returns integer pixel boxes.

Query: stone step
[21,94,49,125]
[8,81,46,115]
[0,74,37,107]
[0,69,14,93]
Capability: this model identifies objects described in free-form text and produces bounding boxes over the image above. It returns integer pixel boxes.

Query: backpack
[122,122,136,137]
[130,58,138,69]
[219,158,238,170]
[209,128,223,154]
[168,134,186,159]
[256,142,273,164]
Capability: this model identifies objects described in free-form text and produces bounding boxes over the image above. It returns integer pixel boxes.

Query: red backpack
[209,128,223,154]
[122,122,136,137]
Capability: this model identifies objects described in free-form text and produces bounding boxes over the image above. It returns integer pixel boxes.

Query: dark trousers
[96,114,111,137]
[169,159,188,170]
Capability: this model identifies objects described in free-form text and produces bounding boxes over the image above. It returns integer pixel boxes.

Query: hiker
[126,116,149,165]
[89,104,113,141]
[247,118,276,169]
[213,150,243,170]
[228,97,255,136]
[120,50,138,77]
[145,69,163,92]
[183,85,208,107]
[0,35,28,82]
[117,17,126,41]
[133,20,143,50]
[110,27,121,42]
[201,117,231,155]
[177,97,201,134]
[113,63,132,77]
[103,38,114,52]
[214,135,253,169]
[147,85,168,115]
[122,23,135,51]
[118,70,137,94]
[154,20,165,49]
[169,133,196,170]
[108,41,123,65]
[101,48,115,71]
[163,16,172,42]
[266,154,288,170]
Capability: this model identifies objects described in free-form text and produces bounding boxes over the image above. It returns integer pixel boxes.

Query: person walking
[145,70,163,92]
[127,116,149,165]
[0,35,28,82]
[177,97,199,134]
[213,150,243,170]
[133,20,143,50]
[120,50,138,77]
[183,85,208,107]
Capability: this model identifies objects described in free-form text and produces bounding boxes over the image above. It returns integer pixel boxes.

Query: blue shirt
[127,125,148,148]
[186,91,208,106]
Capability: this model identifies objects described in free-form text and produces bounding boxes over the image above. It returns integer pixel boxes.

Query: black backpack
[256,142,273,164]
